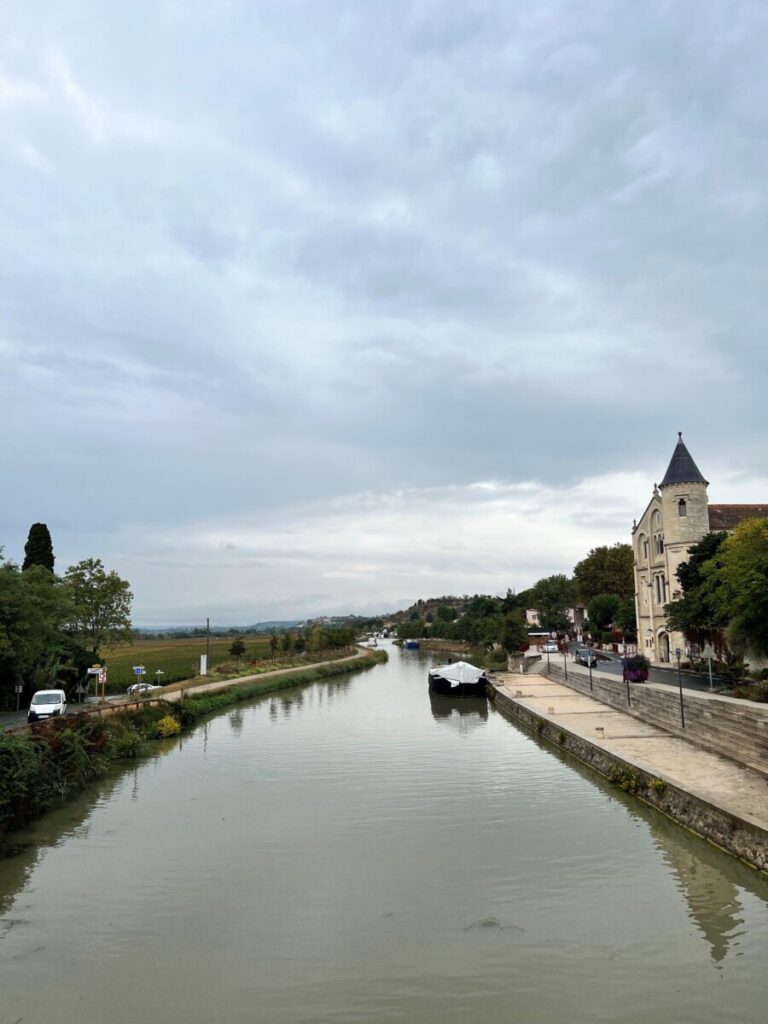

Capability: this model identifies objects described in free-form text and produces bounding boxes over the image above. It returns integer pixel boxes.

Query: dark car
[575,648,597,667]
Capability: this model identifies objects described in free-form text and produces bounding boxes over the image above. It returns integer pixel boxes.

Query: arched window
[678,499,687,517]
[638,533,648,560]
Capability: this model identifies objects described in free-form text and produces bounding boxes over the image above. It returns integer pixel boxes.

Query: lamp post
[562,645,568,681]
[622,652,631,707]
[675,648,686,728]
[587,640,594,694]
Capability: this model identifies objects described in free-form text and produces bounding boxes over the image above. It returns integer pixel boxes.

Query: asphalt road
[561,644,727,694]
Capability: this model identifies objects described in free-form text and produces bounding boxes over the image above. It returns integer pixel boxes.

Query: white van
[28,689,67,723]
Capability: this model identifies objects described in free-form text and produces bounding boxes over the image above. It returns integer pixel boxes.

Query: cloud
[2,1,767,621]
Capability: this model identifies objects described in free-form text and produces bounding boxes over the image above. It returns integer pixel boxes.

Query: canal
[2,643,768,1023]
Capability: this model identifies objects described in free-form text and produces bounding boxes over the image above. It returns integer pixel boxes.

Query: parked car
[127,682,161,696]
[542,641,559,654]
[28,689,67,723]
[575,648,597,667]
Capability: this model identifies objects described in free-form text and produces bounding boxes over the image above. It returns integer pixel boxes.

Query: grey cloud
[2,1,767,619]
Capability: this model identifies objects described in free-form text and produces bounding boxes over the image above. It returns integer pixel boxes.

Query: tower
[658,432,710,605]
[632,434,710,663]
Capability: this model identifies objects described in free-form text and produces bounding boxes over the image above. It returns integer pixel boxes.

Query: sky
[2,1,767,625]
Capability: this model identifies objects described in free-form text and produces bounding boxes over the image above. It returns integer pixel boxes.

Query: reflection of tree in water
[0,766,126,917]
[649,820,748,964]
[428,690,488,736]
[511,717,768,965]
[229,707,244,734]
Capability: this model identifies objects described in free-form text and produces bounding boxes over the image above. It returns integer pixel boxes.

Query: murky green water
[2,644,768,1023]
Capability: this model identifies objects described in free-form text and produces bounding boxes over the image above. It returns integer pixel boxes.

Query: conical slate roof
[659,433,708,488]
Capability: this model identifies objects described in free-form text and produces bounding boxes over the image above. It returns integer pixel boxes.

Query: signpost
[15,684,22,713]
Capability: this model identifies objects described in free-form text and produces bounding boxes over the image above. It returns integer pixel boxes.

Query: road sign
[133,665,146,676]
[15,685,22,694]
[98,669,107,685]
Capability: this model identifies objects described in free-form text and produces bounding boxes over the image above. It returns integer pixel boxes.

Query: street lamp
[675,648,686,728]
[562,645,568,681]
[587,640,594,693]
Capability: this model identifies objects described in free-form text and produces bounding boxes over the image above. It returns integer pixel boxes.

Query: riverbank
[490,671,768,873]
[0,648,386,836]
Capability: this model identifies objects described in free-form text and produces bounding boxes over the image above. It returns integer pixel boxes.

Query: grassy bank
[0,650,386,836]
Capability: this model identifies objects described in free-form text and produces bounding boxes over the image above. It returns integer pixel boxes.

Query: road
[558,643,726,694]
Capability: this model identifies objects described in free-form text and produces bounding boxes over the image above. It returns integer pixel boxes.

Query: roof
[660,433,708,488]
[708,504,768,530]
[429,661,485,685]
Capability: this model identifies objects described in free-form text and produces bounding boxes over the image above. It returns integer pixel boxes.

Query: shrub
[156,715,181,738]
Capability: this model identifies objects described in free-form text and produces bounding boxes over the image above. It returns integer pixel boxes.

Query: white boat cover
[430,661,485,685]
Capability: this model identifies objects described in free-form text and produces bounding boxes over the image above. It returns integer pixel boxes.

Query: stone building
[632,434,768,664]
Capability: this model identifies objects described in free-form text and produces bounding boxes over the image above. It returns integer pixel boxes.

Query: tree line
[0,524,132,709]
[395,542,636,653]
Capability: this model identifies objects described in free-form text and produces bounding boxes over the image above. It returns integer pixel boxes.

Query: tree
[573,544,634,604]
[712,519,768,658]
[587,594,620,633]
[269,633,279,660]
[62,558,133,657]
[229,636,246,668]
[436,605,455,623]
[22,523,55,573]
[666,532,729,653]
[501,610,528,654]
[0,559,78,707]
[530,575,574,633]
[616,597,637,637]
[281,632,294,654]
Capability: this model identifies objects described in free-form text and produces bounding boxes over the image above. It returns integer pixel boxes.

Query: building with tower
[632,435,768,664]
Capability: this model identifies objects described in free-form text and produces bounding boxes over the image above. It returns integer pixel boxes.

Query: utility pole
[206,617,211,666]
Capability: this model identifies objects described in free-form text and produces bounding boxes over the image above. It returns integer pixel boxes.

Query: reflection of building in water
[650,821,744,963]
[428,691,488,736]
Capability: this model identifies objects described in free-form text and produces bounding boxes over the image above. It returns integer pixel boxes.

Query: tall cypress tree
[22,523,55,572]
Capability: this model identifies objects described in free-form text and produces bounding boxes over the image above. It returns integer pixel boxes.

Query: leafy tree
[281,632,294,654]
[712,519,768,658]
[22,523,55,573]
[465,595,499,618]
[269,633,279,659]
[62,558,133,657]
[616,597,637,637]
[229,636,246,668]
[587,594,620,632]
[0,560,78,707]
[666,532,729,652]
[436,605,455,623]
[573,543,634,604]
[501,610,528,653]
[530,575,574,633]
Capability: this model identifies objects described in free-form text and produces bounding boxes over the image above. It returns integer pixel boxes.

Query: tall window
[678,499,687,517]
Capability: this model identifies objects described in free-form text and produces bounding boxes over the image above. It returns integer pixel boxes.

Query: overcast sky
[2,1,767,624]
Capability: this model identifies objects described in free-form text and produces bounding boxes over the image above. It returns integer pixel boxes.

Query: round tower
[658,433,710,631]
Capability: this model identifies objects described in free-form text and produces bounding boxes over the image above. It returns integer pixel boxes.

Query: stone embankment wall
[542,665,768,775]
[492,688,768,873]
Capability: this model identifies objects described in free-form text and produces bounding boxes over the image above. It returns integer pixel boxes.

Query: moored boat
[427,660,488,697]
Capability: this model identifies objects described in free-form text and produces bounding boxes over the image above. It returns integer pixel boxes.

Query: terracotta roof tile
[708,504,768,530]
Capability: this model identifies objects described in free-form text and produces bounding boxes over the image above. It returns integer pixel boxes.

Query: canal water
[2,644,768,1023]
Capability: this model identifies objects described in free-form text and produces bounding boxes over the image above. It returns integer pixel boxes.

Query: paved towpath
[493,671,768,834]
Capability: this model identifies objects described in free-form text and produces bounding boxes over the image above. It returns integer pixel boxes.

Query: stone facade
[632,435,768,664]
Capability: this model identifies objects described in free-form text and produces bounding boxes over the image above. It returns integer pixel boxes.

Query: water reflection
[429,690,489,736]
[499,706,757,965]
[652,824,745,963]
